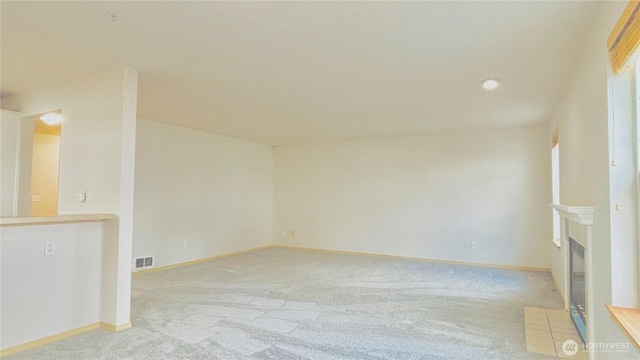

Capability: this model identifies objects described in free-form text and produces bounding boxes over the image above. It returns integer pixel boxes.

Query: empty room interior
[1,1,640,360]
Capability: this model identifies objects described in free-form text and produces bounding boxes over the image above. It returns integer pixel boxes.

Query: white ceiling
[2,1,600,145]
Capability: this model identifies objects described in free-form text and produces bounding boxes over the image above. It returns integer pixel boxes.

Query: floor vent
[133,256,155,270]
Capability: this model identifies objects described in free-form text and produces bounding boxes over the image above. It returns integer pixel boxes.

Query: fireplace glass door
[569,237,586,343]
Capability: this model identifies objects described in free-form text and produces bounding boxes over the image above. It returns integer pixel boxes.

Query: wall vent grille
[133,256,154,270]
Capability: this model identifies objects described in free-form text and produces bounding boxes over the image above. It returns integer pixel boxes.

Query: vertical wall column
[0,110,22,217]
[101,68,138,329]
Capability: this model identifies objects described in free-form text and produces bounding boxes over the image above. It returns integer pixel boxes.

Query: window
[603,0,640,347]
[636,60,640,305]
[605,57,640,348]
[552,128,561,247]
[606,54,640,318]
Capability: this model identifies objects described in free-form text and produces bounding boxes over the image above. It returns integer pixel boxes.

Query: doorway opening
[17,110,63,217]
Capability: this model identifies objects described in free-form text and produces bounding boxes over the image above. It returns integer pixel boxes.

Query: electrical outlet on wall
[470,241,477,249]
[45,241,55,256]
[183,241,190,249]
[280,229,285,236]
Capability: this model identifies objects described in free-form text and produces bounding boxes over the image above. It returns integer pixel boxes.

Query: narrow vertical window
[552,128,561,247]
[635,58,640,305]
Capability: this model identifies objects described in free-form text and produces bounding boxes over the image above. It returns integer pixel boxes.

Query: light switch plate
[45,241,55,256]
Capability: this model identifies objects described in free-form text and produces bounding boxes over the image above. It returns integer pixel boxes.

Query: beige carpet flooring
[5,247,564,359]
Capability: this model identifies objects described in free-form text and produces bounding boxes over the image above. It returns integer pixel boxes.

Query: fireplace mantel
[550,203,595,358]
[550,204,594,225]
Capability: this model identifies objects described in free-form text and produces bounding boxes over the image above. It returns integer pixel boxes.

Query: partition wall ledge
[0,214,116,226]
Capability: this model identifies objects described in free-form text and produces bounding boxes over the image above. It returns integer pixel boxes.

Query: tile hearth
[524,306,587,359]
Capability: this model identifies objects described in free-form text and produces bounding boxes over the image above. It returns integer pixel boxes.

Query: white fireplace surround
[550,203,595,358]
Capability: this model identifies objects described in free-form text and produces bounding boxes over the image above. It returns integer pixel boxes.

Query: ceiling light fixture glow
[40,113,63,126]
[481,78,501,91]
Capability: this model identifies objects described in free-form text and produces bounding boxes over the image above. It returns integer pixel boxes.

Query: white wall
[132,119,273,269]
[30,132,61,216]
[548,1,640,358]
[274,125,551,269]
[1,67,138,348]
[0,223,104,349]
[16,116,35,217]
[0,110,21,217]
[2,68,136,216]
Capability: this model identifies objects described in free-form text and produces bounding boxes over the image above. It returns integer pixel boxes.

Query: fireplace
[569,237,586,343]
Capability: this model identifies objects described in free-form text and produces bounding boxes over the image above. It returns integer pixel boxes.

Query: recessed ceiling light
[40,113,63,126]
[481,78,501,91]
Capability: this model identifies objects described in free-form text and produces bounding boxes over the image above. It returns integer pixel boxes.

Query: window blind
[609,1,640,74]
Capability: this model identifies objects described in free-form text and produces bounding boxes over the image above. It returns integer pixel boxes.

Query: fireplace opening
[569,237,586,343]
